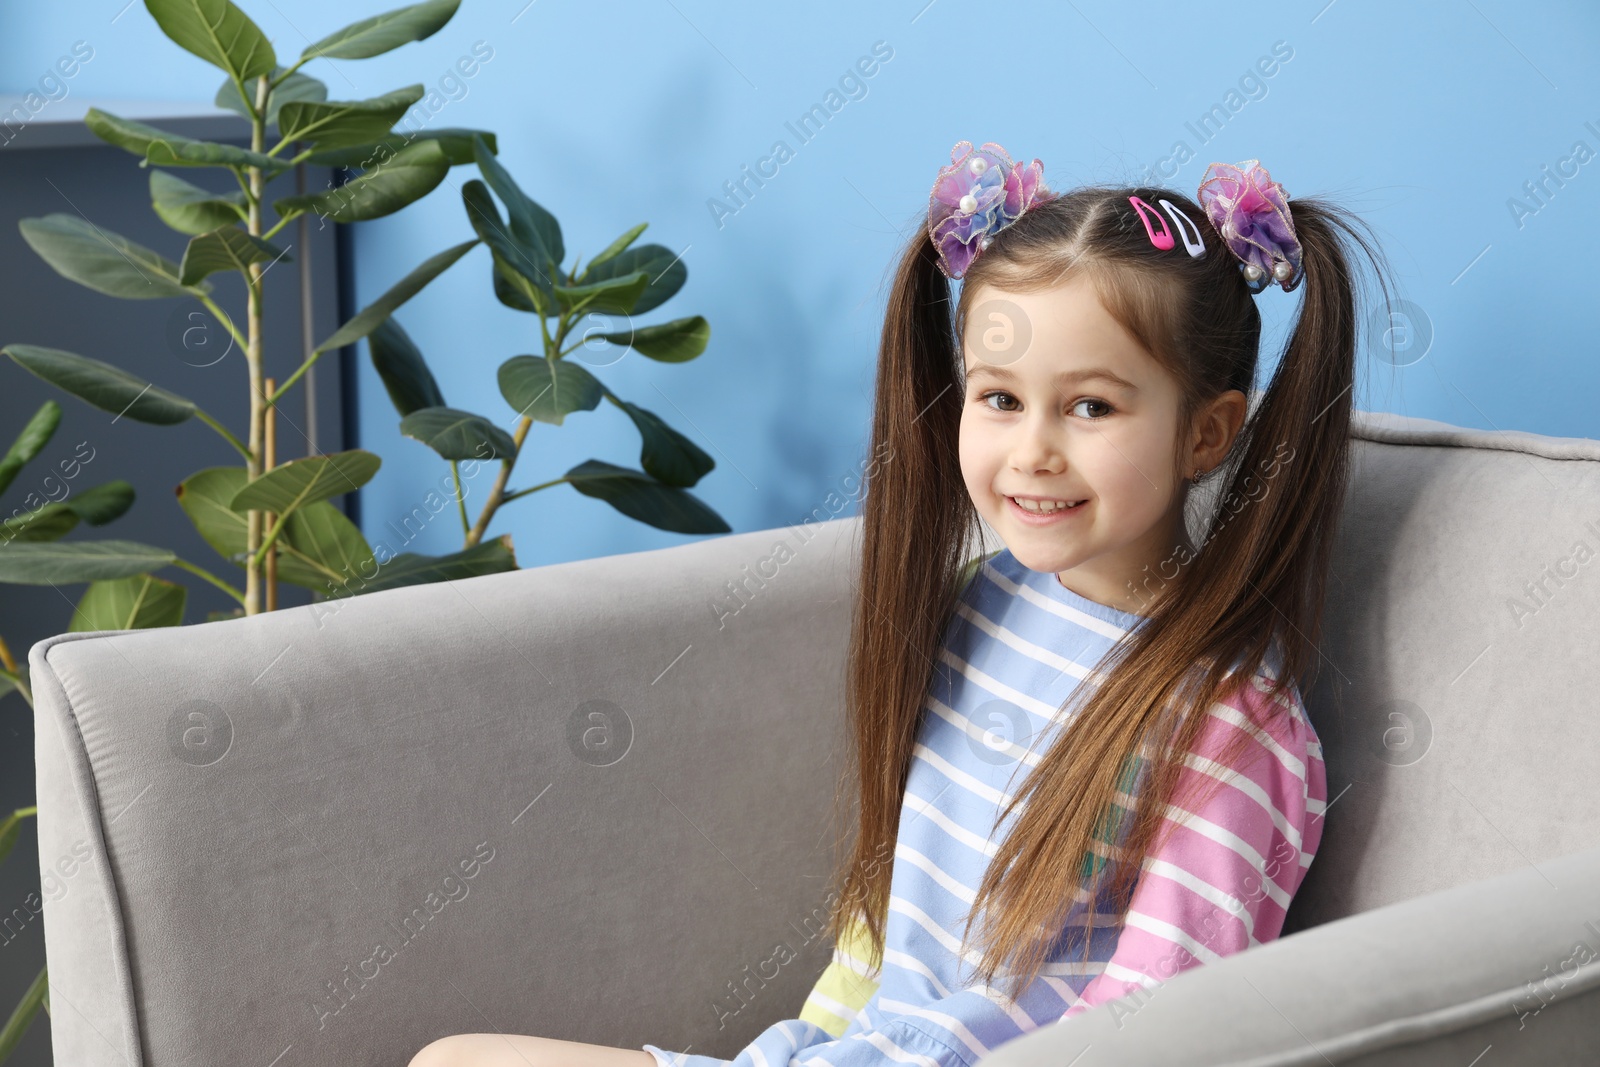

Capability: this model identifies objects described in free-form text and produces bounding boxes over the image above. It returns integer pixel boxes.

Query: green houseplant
[347,133,728,595]
[0,2,728,1050]
[0,1,499,1059]
[1,0,508,623]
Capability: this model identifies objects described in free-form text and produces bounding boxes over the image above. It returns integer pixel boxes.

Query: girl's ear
[1187,389,1250,474]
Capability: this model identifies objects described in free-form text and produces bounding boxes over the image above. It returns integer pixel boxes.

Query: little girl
[409,141,1392,1067]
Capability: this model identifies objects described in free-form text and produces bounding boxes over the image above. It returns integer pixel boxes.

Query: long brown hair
[820,182,1395,1001]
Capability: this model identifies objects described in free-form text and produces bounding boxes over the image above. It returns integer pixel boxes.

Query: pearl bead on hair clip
[927,140,1058,280]
[1195,159,1304,293]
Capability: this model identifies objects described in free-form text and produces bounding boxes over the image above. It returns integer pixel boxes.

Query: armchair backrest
[1279,410,1600,932]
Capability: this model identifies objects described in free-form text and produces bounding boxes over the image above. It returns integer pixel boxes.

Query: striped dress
[644,548,1327,1067]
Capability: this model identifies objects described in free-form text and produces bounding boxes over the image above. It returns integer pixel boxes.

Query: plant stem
[266,346,324,407]
[538,308,556,355]
[270,55,311,90]
[243,73,271,616]
[465,415,534,547]
[463,304,577,545]
[499,476,568,505]
[251,511,290,571]
[261,213,296,242]
[198,294,249,352]
[191,408,252,462]
[169,558,247,605]
[230,165,256,204]
[451,461,470,536]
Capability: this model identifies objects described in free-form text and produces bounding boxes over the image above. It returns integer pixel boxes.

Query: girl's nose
[1011,418,1065,474]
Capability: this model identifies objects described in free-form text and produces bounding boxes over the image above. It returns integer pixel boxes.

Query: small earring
[1190,468,1204,484]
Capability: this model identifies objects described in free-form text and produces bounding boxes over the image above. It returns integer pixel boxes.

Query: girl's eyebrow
[965,364,1139,392]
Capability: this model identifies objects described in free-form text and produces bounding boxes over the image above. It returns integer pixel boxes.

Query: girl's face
[958,275,1194,615]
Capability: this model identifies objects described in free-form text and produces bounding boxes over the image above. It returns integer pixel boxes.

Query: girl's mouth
[1006,495,1087,525]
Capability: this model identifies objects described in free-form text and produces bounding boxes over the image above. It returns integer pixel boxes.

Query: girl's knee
[408,1033,493,1067]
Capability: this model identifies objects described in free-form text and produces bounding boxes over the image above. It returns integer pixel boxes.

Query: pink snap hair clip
[1128,196,1174,250]
[1157,198,1205,258]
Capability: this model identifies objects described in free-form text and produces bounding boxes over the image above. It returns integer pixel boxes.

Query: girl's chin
[1001,542,1079,575]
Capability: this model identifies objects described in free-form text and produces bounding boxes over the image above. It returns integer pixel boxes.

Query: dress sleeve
[797,912,883,1037]
[648,924,1031,1067]
[1058,667,1328,1022]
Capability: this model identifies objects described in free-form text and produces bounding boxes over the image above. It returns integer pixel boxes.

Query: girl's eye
[975,391,1115,420]
[978,390,1020,413]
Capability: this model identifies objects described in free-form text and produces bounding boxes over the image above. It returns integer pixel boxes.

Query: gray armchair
[31,408,1600,1067]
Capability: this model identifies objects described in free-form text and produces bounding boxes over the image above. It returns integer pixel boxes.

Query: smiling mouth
[1007,495,1086,516]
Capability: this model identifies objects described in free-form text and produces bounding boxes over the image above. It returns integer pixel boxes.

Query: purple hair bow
[1196,160,1303,292]
[927,141,1056,280]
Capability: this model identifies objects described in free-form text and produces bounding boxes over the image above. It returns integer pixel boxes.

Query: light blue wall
[5,1,1598,569]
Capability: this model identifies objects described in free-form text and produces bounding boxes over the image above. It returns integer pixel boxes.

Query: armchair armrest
[978,841,1600,1066]
[30,519,864,1067]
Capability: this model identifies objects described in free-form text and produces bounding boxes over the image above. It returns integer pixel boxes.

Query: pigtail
[1200,196,1392,695]
[820,226,979,973]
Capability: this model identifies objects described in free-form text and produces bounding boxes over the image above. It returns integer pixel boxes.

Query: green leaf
[0,540,177,584]
[353,535,517,596]
[213,67,327,127]
[582,244,685,315]
[70,574,186,631]
[553,271,650,316]
[471,133,563,273]
[229,449,381,517]
[84,108,291,172]
[176,466,249,563]
[280,499,374,591]
[3,345,197,425]
[149,170,247,235]
[609,396,714,487]
[2,503,78,544]
[0,809,29,865]
[563,459,728,534]
[272,137,449,223]
[399,406,516,461]
[179,226,289,286]
[584,222,648,274]
[462,179,552,311]
[6,481,139,543]
[0,400,61,498]
[497,355,601,426]
[315,238,478,353]
[301,0,460,61]
[302,127,496,168]
[367,317,445,416]
[63,481,137,525]
[0,965,47,1063]
[177,467,363,589]
[144,0,277,84]
[275,84,425,150]
[491,257,539,313]
[594,315,710,363]
[18,213,205,300]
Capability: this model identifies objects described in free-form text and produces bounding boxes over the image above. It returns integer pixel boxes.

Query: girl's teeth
[1013,497,1080,513]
